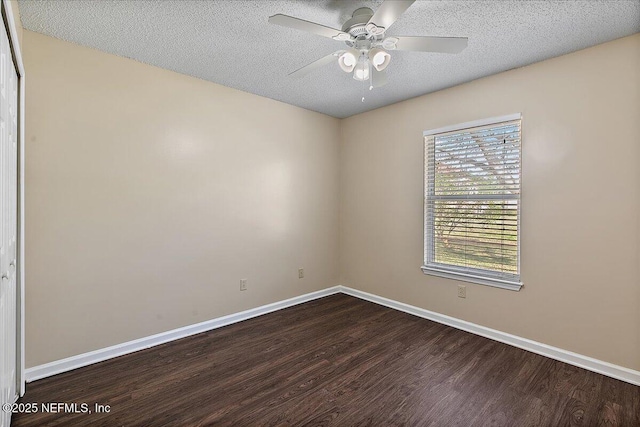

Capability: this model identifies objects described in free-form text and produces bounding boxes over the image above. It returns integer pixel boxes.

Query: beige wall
[24,28,640,372]
[340,33,640,371]
[24,31,340,367]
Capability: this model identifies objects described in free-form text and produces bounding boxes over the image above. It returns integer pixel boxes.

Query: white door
[0,15,18,427]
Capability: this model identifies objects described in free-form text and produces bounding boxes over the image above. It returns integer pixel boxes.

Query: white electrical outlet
[298,268,304,279]
[240,279,247,291]
[457,285,466,298]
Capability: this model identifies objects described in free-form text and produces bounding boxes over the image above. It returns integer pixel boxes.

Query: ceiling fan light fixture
[353,58,370,81]
[369,48,391,71]
[338,49,358,73]
[269,1,469,95]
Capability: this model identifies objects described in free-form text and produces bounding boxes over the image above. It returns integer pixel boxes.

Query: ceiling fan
[268,0,468,90]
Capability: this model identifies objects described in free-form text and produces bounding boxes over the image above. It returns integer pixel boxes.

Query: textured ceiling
[17,0,640,118]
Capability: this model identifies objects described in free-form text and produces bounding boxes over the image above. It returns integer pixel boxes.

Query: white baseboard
[25,286,341,382]
[26,284,640,387]
[340,286,640,387]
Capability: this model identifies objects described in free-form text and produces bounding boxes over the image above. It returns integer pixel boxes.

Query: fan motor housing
[342,7,374,37]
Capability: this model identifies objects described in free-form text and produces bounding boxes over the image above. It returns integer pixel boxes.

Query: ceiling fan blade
[371,68,388,88]
[269,14,350,40]
[368,0,415,31]
[289,51,342,78]
[393,36,468,53]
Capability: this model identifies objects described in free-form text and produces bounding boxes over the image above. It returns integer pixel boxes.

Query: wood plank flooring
[12,294,640,426]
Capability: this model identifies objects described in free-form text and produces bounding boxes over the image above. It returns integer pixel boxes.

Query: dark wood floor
[12,294,640,426]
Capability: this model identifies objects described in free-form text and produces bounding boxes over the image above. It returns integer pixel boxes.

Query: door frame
[2,0,25,398]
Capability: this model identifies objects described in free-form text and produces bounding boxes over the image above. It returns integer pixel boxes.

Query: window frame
[422,113,523,291]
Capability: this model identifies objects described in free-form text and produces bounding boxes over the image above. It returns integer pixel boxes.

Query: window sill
[421,266,523,291]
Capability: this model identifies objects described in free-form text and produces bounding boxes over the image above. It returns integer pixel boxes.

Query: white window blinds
[422,115,522,290]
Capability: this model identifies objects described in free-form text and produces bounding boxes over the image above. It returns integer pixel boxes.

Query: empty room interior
[0,0,639,425]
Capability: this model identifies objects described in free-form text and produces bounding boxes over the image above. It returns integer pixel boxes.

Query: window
[422,114,522,291]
